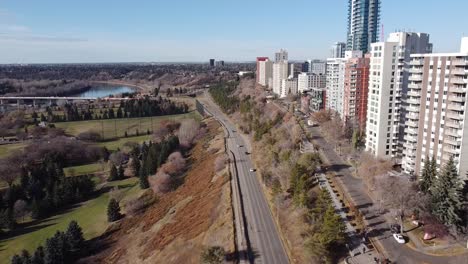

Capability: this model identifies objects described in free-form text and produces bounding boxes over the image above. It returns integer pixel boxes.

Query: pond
[74,85,135,98]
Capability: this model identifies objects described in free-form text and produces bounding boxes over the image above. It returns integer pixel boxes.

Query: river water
[74,85,135,98]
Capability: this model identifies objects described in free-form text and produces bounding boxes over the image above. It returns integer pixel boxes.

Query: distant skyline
[0,0,467,63]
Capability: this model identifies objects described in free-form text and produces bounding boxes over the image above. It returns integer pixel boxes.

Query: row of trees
[11,221,85,264]
[209,82,240,114]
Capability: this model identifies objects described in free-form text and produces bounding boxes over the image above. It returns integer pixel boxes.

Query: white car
[249,168,256,172]
[393,233,406,244]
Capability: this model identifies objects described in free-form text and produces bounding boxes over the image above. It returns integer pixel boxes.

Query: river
[74,85,135,98]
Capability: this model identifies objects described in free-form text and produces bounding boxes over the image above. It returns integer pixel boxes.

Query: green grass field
[0,177,142,261]
[55,112,199,140]
[64,162,105,177]
[0,143,26,158]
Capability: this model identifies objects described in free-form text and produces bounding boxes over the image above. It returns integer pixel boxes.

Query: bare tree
[109,151,125,166]
[357,153,393,191]
[162,152,186,175]
[149,171,172,194]
[214,154,228,172]
[178,119,200,147]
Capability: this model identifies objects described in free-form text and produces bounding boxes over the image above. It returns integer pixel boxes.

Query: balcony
[408,90,421,97]
[407,98,420,105]
[452,59,467,66]
[445,129,460,137]
[407,120,419,127]
[409,75,423,82]
[445,147,459,155]
[407,112,420,119]
[445,138,461,147]
[410,59,424,65]
[403,143,416,149]
[445,121,462,129]
[408,83,421,89]
[410,68,423,74]
[451,78,466,85]
[447,103,465,111]
[448,95,466,103]
[451,68,466,75]
[405,127,418,134]
[407,106,420,112]
[450,87,467,94]
[446,111,463,120]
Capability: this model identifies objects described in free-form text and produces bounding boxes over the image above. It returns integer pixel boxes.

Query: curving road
[200,94,289,264]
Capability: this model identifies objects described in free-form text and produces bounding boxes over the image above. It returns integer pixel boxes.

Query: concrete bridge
[0,96,130,107]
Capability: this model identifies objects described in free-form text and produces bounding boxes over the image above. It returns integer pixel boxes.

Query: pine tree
[431,157,463,226]
[107,198,122,222]
[139,165,149,189]
[117,165,125,180]
[44,235,63,264]
[11,254,22,264]
[108,164,118,182]
[351,129,359,150]
[32,246,45,264]
[21,249,32,264]
[131,155,141,176]
[66,221,84,253]
[420,156,433,193]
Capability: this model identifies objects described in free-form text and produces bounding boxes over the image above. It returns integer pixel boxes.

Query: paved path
[200,94,289,264]
[307,125,467,264]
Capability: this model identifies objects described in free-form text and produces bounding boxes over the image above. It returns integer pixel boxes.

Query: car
[249,168,256,172]
[237,144,243,148]
[245,151,250,155]
[392,233,406,244]
[232,129,236,132]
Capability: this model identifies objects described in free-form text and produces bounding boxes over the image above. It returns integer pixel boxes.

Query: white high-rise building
[365,32,432,159]
[280,78,298,98]
[326,51,362,117]
[275,49,288,62]
[402,38,468,179]
[331,42,346,58]
[298,73,326,93]
[272,61,289,95]
[258,59,273,87]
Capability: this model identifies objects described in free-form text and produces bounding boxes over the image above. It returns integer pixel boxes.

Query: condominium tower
[298,73,326,93]
[275,49,288,62]
[347,0,381,53]
[331,42,346,58]
[256,57,273,87]
[365,32,432,159]
[402,38,468,178]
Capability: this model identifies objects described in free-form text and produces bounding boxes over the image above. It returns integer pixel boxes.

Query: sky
[0,0,467,63]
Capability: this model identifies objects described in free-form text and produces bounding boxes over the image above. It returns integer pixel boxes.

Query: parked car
[249,168,256,172]
[392,233,406,244]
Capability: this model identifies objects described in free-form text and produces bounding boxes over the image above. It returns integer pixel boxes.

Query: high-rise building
[298,73,327,93]
[302,60,311,73]
[331,42,346,58]
[215,60,225,67]
[209,59,215,67]
[402,38,468,178]
[272,61,289,95]
[326,51,362,117]
[309,88,327,112]
[257,58,273,87]
[256,57,269,83]
[311,60,327,75]
[275,49,288,62]
[343,53,370,131]
[280,78,298,98]
[365,32,432,159]
[346,0,381,53]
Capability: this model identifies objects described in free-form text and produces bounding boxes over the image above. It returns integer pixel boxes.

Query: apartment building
[331,42,346,58]
[347,0,381,53]
[280,78,298,98]
[343,53,370,131]
[275,49,288,62]
[402,38,468,178]
[309,88,327,112]
[257,58,273,87]
[326,51,362,117]
[365,32,432,159]
[298,72,326,93]
[272,61,289,95]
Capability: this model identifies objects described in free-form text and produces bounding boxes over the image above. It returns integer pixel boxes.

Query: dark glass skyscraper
[347,0,381,53]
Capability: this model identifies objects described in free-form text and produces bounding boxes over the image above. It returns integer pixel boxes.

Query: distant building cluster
[254,0,468,179]
[209,58,224,67]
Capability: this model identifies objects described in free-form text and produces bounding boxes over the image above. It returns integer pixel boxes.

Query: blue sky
[0,0,467,63]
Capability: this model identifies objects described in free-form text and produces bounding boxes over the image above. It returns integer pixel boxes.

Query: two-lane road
[201,96,289,264]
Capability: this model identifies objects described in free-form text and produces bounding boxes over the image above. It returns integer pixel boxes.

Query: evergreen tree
[139,166,149,189]
[351,129,359,150]
[11,254,22,264]
[420,156,434,194]
[66,221,84,253]
[431,157,463,226]
[107,198,122,222]
[108,164,118,182]
[117,165,125,180]
[44,235,63,264]
[32,246,45,264]
[21,249,32,264]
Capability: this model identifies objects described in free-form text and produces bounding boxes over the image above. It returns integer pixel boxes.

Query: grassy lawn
[55,112,199,140]
[0,177,142,261]
[0,143,26,158]
[64,162,106,177]
[97,135,151,151]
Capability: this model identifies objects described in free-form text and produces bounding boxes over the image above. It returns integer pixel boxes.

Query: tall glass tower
[347,0,381,53]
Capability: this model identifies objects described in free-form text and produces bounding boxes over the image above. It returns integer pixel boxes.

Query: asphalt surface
[201,96,289,264]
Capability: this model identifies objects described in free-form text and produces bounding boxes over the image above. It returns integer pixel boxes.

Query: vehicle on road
[307,120,317,127]
[237,144,243,148]
[245,151,250,155]
[232,129,236,132]
[249,168,256,172]
[392,233,406,244]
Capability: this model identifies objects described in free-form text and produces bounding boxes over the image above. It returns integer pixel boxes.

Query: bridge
[0,96,130,107]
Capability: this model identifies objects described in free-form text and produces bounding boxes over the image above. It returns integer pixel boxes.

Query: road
[306,124,467,264]
[200,95,289,264]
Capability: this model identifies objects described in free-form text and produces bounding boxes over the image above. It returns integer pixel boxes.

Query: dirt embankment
[82,118,234,264]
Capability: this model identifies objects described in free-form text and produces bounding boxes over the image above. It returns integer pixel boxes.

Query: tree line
[10,220,86,264]
[208,82,240,114]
